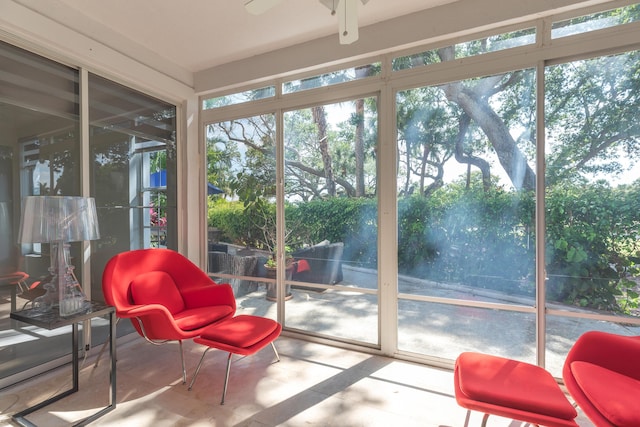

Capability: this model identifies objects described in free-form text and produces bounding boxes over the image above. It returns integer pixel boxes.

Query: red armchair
[563,331,640,427]
[102,248,236,383]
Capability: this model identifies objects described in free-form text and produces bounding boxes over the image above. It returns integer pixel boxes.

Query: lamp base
[55,241,91,317]
[59,291,91,317]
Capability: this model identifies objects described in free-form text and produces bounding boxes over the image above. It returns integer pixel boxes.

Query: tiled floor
[1,334,594,427]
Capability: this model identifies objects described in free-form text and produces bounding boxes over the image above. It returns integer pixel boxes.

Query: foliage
[398,177,535,290]
[207,200,258,247]
[209,178,640,313]
[545,181,640,311]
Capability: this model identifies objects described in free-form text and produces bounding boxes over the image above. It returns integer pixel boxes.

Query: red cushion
[130,271,185,315]
[456,352,576,420]
[200,315,279,349]
[174,306,234,331]
[571,361,640,427]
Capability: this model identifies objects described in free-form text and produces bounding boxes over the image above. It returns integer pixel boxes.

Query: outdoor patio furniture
[188,314,282,405]
[102,248,236,383]
[291,241,343,286]
[454,352,578,427]
[563,331,640,427]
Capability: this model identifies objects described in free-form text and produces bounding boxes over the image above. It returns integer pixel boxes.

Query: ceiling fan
[244,0,370,45]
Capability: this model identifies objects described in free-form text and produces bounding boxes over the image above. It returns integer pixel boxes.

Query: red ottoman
[188,315,282,404]
[454,352,578,427]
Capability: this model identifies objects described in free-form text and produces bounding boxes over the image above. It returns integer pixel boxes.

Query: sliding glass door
[0,40,82,383]
[395,68,538,364]
[0,41,178,387]
[543,49,640,376]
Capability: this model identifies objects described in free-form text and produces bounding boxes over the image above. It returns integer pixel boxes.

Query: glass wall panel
[0,40,81,381]
[283,98,379,344]
[396,67,537,360]
[283,63,381,94]
[392,28,535,71]
[205,113,278,321]
[544,50,640,372]
[551,4,640,39]
[202,86,275,110]
[89,73,178,302]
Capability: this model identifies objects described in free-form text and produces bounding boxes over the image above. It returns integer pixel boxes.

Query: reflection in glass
[89,74,177,298]
[1,40,81,381]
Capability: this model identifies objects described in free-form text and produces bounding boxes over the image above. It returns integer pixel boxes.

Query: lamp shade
[18,196,100,243]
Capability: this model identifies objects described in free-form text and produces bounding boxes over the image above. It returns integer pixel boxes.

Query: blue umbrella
[208,183,224,195]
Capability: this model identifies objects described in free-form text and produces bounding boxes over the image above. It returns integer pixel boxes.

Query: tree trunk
[438,46,535,191]
[455,114,492,191]
[354,98,365,196]
[354,65,371,197]
[312,105,336,196]
[442,82,536,191]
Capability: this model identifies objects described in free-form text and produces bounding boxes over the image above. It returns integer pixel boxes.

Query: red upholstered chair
[102,248,236,383]
[563,331,640,427]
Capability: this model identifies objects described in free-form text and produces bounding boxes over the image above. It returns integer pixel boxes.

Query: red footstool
[454,352,578,427]
[188,315,282,404]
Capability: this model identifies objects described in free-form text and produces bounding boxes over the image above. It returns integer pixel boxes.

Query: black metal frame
[10,302,116,427]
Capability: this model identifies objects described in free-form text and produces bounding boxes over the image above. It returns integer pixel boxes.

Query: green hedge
[208,181,640,312]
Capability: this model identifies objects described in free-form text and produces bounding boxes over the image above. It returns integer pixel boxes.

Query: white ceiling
[23,0,458,74]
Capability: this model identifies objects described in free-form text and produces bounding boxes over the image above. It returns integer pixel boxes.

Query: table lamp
[18,196,100,316]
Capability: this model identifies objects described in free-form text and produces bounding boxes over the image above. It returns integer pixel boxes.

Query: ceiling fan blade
[337,0,359,44]
[244,0,283,15]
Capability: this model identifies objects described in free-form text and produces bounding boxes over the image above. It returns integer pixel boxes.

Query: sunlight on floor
[0,335,594,427]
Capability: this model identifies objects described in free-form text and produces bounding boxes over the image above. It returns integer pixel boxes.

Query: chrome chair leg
[271,342,280,362]
[221,353,233,405]
[188,347,211,391]
[189,341,281,405]
[179,340,186,384]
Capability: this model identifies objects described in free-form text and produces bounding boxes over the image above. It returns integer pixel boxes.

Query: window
[89,73,178,294]
[544,50,640,375]
[202,86,275,110]
[283,97,379,343]
[552,4,640,38]
[396,68,537,364]
[201,2,640,372]
[283,63,381,93]
[392,28,535,71]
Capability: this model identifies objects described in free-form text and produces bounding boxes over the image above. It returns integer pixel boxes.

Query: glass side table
[10,302,116,427]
